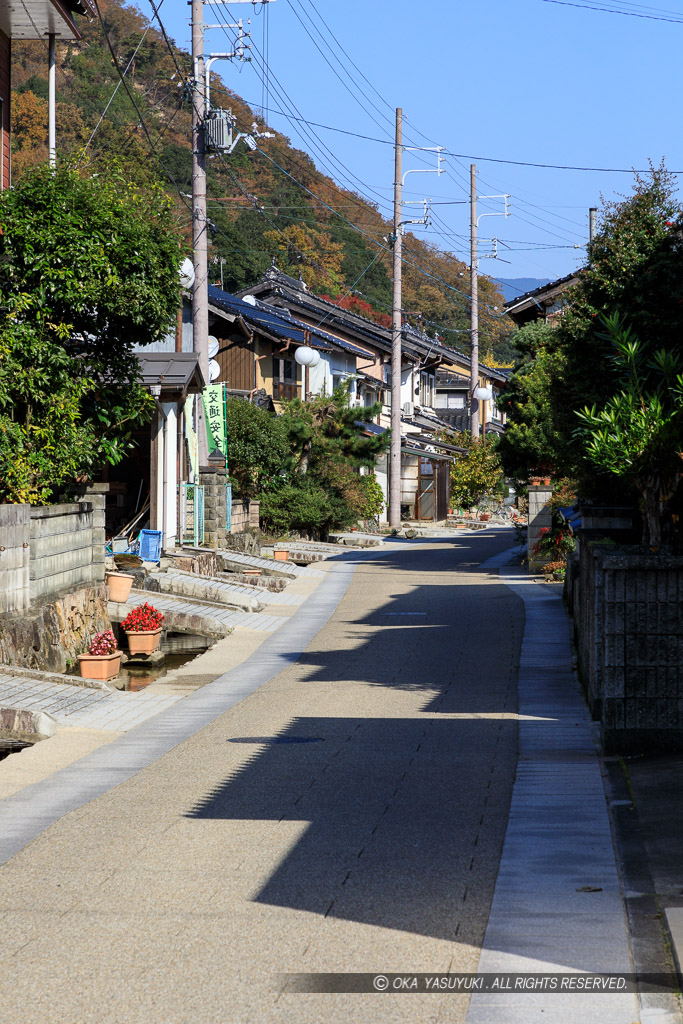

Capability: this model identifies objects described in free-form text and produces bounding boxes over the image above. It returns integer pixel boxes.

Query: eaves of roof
[503,271,579,312]
[136,352,205,394]
[208,285,373,358]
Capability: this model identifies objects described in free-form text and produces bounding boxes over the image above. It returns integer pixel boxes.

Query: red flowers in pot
[120,602,165,655]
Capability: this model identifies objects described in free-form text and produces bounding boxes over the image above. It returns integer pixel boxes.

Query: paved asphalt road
[0,532,524,1024]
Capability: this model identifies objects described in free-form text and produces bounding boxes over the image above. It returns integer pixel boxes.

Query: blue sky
[156,0,683,286]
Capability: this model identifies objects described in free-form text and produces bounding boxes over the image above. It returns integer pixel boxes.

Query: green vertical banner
[202,384,227,457]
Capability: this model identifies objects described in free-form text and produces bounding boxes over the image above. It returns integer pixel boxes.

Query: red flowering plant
[532,526,574,560]
[87,630,118,656]
[120,602,164,633]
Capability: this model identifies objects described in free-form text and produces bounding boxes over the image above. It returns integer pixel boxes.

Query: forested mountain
[10,0,514,362]
[496,278,552,303]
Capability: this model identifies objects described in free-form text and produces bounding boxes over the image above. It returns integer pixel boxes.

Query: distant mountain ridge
[496,278,552,303]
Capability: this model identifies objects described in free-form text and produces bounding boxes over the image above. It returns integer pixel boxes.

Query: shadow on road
[183,534,524,942]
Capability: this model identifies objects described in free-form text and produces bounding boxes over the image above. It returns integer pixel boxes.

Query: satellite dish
[209,359,220,382]
[208,336,219,358]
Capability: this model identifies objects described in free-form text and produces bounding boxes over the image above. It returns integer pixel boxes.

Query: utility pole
[470,163,479,439]
[470,170,510,439]
[589,207,597,243]
[191,0,209,415]
[389,107,403,530]
[48,34,56,169]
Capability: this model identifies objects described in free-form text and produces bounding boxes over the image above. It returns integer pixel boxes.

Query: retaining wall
[527,484,553,571]
[0,493,106,612]
[573,541,683,753]
[0,505,30,614]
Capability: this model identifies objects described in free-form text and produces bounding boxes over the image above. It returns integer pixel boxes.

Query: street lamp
[179,257,195,289]
[474,385,493,439]
[294,345,318,366]
[294,345,320,399]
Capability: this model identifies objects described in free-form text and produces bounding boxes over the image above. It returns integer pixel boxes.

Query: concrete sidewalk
[468,549,681,1024]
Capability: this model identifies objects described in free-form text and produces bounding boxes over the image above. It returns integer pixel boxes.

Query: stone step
[146,570,265,612]
[217,550,322,579]
[109,591,285,638]
[329,532,383,548]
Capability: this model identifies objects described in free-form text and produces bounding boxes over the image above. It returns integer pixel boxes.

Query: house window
[420,372,435,408]
[448,393,466,409]
[383,367,391,407]
[273,357,298,401]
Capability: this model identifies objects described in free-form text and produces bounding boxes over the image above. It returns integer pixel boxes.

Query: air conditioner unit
[402,401,414,416]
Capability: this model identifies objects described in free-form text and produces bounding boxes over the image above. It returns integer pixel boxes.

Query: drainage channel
[0,738,33,763]
[115,632,212,692]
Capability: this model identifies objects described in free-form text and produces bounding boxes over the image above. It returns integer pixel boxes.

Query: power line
[541,0,683,22]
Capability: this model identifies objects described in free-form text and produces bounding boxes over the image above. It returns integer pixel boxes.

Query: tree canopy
[0,163,185,502]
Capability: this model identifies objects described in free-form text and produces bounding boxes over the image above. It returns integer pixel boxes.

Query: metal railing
[180,483,205,546]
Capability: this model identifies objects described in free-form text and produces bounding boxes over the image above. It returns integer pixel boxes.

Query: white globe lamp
[294,345,316,366]
[179,257,195,289]
[474,386,493,402]
[309,350,321,367]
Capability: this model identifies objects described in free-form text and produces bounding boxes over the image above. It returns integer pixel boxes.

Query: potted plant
[77,630,122,682]
[120,602,165,654]
[105,570,134,603]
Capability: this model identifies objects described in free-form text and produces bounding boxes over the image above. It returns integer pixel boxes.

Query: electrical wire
[541,0,683,22]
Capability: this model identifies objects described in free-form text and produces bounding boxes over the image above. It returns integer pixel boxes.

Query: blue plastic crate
[137,529,163,563]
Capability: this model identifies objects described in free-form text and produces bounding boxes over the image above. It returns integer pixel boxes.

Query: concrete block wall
[29,492,106,603]
[575,542,683,753]
[0,504,30,614]
[230,500,250,535]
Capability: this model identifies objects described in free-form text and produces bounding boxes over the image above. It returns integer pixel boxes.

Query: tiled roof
[208,286,373,358]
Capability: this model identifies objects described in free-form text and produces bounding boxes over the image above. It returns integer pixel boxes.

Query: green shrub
[259,481,334,536]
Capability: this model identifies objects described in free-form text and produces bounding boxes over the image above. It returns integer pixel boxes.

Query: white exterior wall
[308,352,358,399]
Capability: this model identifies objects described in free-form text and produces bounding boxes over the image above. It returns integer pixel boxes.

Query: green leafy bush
[224,397,289,498]
[258,481,335,535]
[438,429,504,508]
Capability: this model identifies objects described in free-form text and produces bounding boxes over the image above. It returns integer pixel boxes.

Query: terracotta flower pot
[77,651,122,682]
[125,628,162,655]
[106,571,134,603]
[273,549,289,562]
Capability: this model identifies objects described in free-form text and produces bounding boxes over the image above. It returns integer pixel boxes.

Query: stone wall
[527,484,553,571]
[0,585,111,673]
[0,504,30,614]
[573,541,683,753]
[162,548,218,577]
[199,466,228,549]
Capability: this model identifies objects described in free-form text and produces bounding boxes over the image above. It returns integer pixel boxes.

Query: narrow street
[0,533,638,1023]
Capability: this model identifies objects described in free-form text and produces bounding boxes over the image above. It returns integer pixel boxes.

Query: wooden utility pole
[48,34,56,169]
[389,107,403,529]
[192,0,209,460]
[470,162,479,439]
